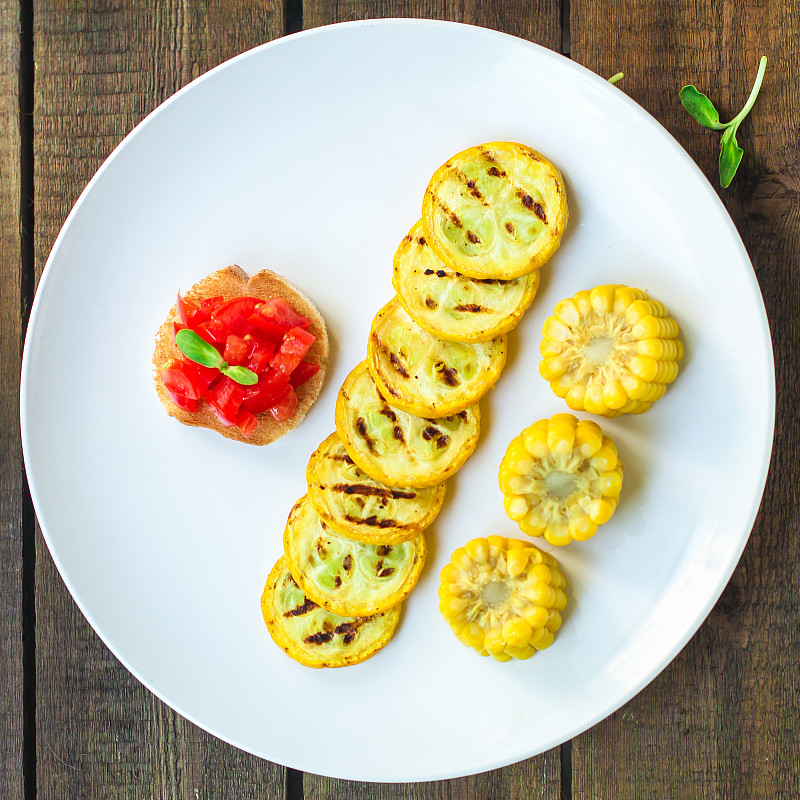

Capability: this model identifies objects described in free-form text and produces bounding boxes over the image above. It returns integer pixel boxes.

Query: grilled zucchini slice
[261,556,400,669]
[283,495,426,617]
[335,360,480,488]
[368,298,506,417]
[307,432,446,544]
[392,220,540,342]
[422,141,568,280]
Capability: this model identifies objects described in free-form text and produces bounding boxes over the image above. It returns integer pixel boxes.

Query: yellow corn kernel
[499,415,624,545]
[539,284,682,417]
[438,536,568,661]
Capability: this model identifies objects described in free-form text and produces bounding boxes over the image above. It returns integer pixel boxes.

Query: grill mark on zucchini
[422,425,441,440]
[331,483,417,500]
[453,303,484,313]
[355,416,377,453]
[430,191,463,228]
[453,167,487,203]
[285,597,318,617]
[516,189,548,223]
[435,362,460,387]
[393,425,406,443]
[344,514,402,529]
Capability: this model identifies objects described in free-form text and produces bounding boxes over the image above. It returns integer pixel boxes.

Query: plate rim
[20,17,776,782]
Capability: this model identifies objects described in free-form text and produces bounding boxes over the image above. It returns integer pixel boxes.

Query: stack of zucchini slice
[262,141,569,667]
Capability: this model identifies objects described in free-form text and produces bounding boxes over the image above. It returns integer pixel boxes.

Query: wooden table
[2,1,796,797]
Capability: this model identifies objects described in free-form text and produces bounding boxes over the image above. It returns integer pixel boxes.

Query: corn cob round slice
[261,556,400,669]
[539,284,683,416]
[439,535,567,661]
[335,360,481,488]
[368,297,506,418]
[283,495,426,617]
[392,220,540,342]
[422,141,569,280]
[307,432,446,545]
[498,414,623,545]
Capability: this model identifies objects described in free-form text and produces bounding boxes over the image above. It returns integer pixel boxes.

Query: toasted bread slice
[153,265,328,445]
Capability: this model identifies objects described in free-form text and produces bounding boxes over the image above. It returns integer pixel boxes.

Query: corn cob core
[498,414,623,545]
[439,535,567,661]
[539,285,683,416]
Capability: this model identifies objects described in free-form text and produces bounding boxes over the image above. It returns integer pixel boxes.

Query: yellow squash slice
[261,556,400,669]
[392,220,540,342]
[335,360,480,488]
[422,141,568,280]
[439,536,567,661]
[498,414,623,545]
[283,495,426,617]
[307,432,446,545]
[368,298,506,417]
[539,284,683,416]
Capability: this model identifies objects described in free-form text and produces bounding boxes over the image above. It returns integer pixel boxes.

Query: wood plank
[32,3,287,798]
[0,0,26,797]
[571,1,800,798]
[299,1,563,795]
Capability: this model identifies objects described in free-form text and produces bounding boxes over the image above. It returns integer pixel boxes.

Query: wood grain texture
[299,1,562,797]
[0,0,25,798]
[32,2,287,798]
[571,1,799,798]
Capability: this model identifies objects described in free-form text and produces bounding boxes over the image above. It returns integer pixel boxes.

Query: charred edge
[453,304,483,313]
[475,277,511,285]
[345,515,402,529]
[422,426,441,441]
[355,417,377,453]
[331,453,356,465]
[332,483,416,500]
[417,236,426,246]
[285,597,318,617]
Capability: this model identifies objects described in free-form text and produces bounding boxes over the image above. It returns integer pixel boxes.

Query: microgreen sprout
[175,328,258,385]
[608,72,624,85]
[680,55,767,187]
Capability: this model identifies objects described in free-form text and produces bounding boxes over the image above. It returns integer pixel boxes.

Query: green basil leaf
[719,125,744,188]
[175,328,224,369]
[679,85,725,130]
[222,365,259,386]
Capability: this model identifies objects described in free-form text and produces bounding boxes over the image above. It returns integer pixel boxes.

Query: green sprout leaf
[223,365,259,386]
[175,328,258,386]
[680,55,767,188]
[175,328,223,368]
[608,72,624,85]
[679,85,724,129]
[719,126,744,188]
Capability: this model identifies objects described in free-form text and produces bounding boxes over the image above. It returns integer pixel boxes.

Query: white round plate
[21,19,774,782]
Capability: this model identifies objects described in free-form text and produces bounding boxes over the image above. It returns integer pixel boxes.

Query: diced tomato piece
[161,359,210,401]
[270,385,298,422]
[173,320,187,338]
[199,296,224,316]
[241,368,291,414]
[205,376,244,427]
[164,385,197,412]
[246,313,289,342]
[194,319,228,346]
[223,333,249,366]
[236,407,258,438]
[255,297,312,332]
[290,361,321,388]
[243,334,277,374]
[211,296,264,336]
[270,327,316,378]
[176,293,204,326]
